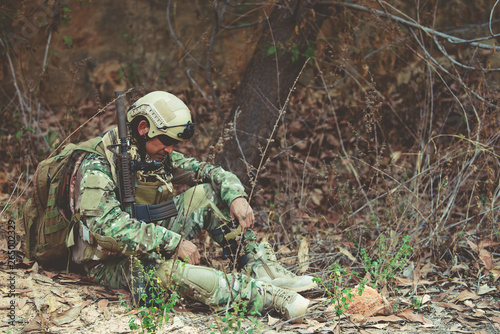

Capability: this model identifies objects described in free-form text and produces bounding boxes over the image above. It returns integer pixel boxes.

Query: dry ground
[1,229,499,334]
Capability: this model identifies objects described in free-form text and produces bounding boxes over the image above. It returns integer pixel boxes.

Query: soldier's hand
[177,239,201,265]
[230,197,254,232]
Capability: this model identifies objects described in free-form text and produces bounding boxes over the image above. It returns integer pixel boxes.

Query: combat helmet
[127,91,195,143]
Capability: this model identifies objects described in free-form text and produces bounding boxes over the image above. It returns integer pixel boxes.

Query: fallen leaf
[98,298,109,312]
[46,297,60,313]
[307,322,327,331]
[432,301,469,311]
[456,315,480,328]
[367,315,404,323]
[451,263,469,272]
[51,305,82,326]
[395,277,434,286]
[32,273,53,285]
[350,313,367,323]
[490,269,500,283]
[416,294,431,305]
[477,284,496,295]
[479,249,493,270]
[268,315,280,326]
[297,237,310,273]
[466,239,478,252]
[337,245,356,263]
[454,290,480,302]
[478,239,499,249]
[397,309,433,325]
[23,316,41,332]
[419,262,437,278]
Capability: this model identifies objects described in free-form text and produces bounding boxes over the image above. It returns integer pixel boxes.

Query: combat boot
[246,242,317,292]
[156,259,309,322]
[258,282,310,323]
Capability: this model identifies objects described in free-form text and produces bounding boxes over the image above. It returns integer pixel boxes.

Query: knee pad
[158,260,220,299]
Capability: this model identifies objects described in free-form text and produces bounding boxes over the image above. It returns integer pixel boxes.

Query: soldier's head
[127,91,195,161]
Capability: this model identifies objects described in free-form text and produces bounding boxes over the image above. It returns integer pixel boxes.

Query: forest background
[0,0,499,333]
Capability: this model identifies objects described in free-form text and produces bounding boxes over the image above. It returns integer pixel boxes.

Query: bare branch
[328,1,500,52]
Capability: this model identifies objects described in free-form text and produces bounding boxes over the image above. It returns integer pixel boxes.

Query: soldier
[67,91,316,321]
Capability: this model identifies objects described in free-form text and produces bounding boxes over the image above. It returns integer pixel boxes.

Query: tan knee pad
[157,259,220,299]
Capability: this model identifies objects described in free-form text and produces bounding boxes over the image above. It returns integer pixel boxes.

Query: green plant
[314,263,365,317]
[411,296,422,309]
[361,234,413,287]
[63,35,73,49]
[211,299,261,334]
[61,5,72,26]
[128,264,179,333]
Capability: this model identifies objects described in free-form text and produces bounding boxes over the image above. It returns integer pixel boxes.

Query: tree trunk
[215,0,332,188]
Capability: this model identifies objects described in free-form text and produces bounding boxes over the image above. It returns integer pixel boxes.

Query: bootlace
[260,243,296,277]
[264,285,294,316]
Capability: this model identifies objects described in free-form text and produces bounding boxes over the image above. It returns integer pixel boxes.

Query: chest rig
[102,127,178,222]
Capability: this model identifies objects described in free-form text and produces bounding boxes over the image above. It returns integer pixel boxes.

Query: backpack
[23,137,106,264]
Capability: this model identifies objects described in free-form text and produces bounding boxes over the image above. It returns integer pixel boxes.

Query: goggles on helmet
[159,121,195,140]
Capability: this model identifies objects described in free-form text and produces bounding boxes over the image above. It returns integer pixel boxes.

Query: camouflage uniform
[70,127,257,308]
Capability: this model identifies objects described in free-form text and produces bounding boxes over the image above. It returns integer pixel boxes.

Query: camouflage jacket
[72,129,247,261]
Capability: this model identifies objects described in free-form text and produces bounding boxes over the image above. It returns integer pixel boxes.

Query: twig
[232,107,254,176]
[0,172,23,219]
[313,58,376,217]
[328,1,500,52]
[11,89,134,206]
[247,60,309,202]
[166,0,204,69]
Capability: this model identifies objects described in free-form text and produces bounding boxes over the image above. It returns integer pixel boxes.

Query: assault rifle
[114,91,178,222]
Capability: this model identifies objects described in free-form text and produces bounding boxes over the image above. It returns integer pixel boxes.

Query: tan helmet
[127,91,195,141]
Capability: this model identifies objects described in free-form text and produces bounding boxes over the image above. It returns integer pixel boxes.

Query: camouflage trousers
[87,183,258,308]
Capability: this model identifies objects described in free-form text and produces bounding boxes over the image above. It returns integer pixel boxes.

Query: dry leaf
[23,316,41,332]
[395,277,434,286]
[350,313,367,323]
[298,238,310,273]
[479,249,493,270]
[367,315,404,323]
[277,245,294,265]
[51,305,82,326]
[478,239,499,249]
[98,298,109,312]
[268,315,280,326]
[419,262,436,278]
[432,301,469,311]
[46,297,60,313]
[337,245,356,263]
[466,239,478,252]
[308,323,327,331]
[397,309,433,325]
[417,294,431,305]
[454,290,480,302]
[477,284,496,295]
[432,286,455,302]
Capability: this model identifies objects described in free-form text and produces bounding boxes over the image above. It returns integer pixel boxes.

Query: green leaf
[305,46,314,59]
[267,46,276,56]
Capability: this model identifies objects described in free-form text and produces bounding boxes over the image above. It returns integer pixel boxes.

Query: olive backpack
[22,137,106,264]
